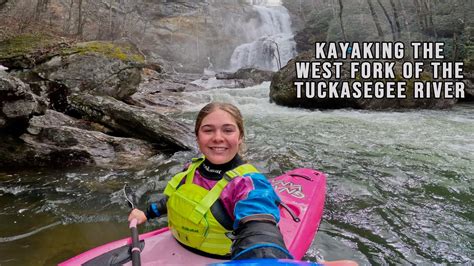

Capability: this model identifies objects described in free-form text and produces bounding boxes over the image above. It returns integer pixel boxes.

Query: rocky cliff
[0,34,195,169]
[0,0,262,73]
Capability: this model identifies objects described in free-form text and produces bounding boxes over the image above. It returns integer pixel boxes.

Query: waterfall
[229,4,296,72]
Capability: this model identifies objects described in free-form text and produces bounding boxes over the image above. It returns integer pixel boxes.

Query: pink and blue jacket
[146,162,281,230]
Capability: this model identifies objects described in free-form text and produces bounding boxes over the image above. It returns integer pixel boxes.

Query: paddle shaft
[129,218,141,266]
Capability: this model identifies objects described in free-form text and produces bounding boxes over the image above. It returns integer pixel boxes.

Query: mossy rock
[0,35,144,69]
[64,41,145,63]
[0,33,63,68]
[0,33,57,59]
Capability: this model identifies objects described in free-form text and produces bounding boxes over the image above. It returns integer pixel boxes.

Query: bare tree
[413,0,427,36]
[452,32,458,60]
[77,0,84,37]
[413,0,437,38]
[389,0,401,39]
[63,0,74,34]
[376,0,396,40]
[367,0,385,39]
[14,1,36,33]
[338,0,347,41]
[423,0,437,38]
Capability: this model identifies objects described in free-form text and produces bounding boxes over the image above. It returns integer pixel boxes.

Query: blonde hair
[195,102,246,153]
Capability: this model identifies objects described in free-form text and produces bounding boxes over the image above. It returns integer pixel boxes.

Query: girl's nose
[213,130,224,142]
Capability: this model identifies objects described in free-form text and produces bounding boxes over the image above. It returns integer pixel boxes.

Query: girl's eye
[200,127,213,133]
[223,128,236,133]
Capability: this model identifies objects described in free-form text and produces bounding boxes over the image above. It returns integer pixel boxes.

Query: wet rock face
[216,68,274,86]
[34,52,141,100]
[22,111,158,168]
[68,93,196,152]
[0,70,47,133]
[462,76,474,101]
[0,110,158,169]
[0,37,195,170]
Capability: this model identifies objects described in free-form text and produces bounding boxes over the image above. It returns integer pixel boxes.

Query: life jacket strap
[164,157,204,197]
[189,163,259,224]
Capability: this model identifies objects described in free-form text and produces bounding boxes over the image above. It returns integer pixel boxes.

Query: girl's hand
[128,208,147,225]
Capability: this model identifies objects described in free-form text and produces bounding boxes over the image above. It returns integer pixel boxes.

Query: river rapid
[0,83,473,265]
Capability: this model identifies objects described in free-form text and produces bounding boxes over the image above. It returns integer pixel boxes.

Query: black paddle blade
[123,184,136,209]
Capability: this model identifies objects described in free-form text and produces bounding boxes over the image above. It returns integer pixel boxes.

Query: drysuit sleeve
[145,194,168,220]
[228,172,282,227]
[224,172,292,259]
[230,217,293,260]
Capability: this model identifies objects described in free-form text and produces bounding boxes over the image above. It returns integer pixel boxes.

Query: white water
[177,83,474,264]
[228,5,296,71]
[1,82,472,264]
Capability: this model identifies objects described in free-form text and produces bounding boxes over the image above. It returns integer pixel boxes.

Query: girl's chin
[206,155,232,165]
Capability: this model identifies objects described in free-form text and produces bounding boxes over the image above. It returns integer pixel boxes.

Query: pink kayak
[60,168,326,265]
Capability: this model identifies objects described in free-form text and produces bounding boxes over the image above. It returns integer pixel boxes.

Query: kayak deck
[60,168,326,265]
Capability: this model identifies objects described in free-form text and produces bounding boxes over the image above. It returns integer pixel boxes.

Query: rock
[26,109,93,134]
[1,37,144,100]
[21,127,156,169]
[230,68,274,84]
[213,68,274,88]
[0,36,198,169]
[461,78,474,102]
[0,110,158,169]
[2,99,38,118]
[131,72,210,111]
[69,93,195,151]
[0,70,47,132]
[0,34,66,69]
[34,41,143,100]
[269,51,457,110]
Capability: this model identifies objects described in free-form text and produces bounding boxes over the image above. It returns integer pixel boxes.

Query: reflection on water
[0,84,473,265]
[0,222,129,265]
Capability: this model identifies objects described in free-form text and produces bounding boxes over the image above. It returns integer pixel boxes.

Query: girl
[128,102,291,260]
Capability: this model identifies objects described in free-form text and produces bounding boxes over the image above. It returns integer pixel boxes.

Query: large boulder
[0,110,157,169]
[0,34,64,69]
[132,71,205,111]
[33,41,143,100]
[69,93,195,152]
[0,70,47,133]
[219,68,274,83]
[0,35,195,170]
[269,51,458,109]
[199,68,275,88]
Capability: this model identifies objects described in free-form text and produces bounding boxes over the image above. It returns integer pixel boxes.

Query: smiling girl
[128,102,291,260]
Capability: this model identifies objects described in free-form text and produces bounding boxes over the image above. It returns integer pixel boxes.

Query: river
[0,83,473,265]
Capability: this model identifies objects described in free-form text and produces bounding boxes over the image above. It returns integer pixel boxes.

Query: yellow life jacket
[163,157,259,256]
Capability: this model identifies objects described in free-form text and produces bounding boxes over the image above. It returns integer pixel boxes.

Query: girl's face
[197,109,242,165]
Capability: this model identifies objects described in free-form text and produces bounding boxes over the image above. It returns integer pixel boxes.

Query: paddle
[123,184,141,266]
